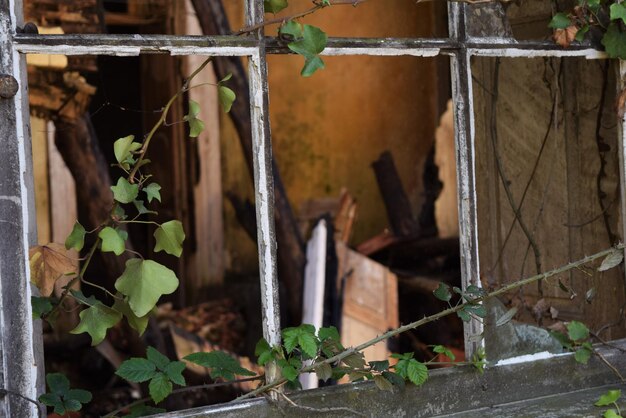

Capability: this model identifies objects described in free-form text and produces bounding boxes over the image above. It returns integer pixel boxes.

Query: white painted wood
[300,219,327,390]
[618,61,626,267]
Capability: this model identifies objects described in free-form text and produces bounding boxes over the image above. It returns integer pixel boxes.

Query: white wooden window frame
[1,0,624,416]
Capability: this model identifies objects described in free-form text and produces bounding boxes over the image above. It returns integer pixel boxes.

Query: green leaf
[549,12,571,29]
[184,351,256,381]
[381,371,405,389]
[122,404,167,418]
[114,135,141,168]
[39,393,64,415]
[70,302,122,345]
[550,330,573,350]
[298,331,319,358]
[164,361,187,386]
[457,307,471,322]
[218,86,236,113]
[318,326,341,343]
[598,249,624,272]
[567,320,590,342]
[40,373,92,415]
[369,360,390,372]
[432,345,456,361]
[496,307,518,327]
[575,25,589,42]
[465,304,487,318]
[287,25,327,77]
[264,0,288,14]
[255,338,273,366]
[149,372,172,404]
[116,358,157,383]
[147,346,171,370]
[373,374,394,391]
[604,409,622,418]
[574,347,592,364]
[115,259,179,317]
[32,296,53,319]
[65,221,85,251]
[433,283,452,302]
[406,359,428,386]
[183,100,205,137]
[143,182,162,203]
[611,3,626,24]
[99,226,126,256]
[47,372,71,394]
[111,178,139,204]
[70,289,98,306]
[280,363,299,381]
[154,220,185,257]
[596,389,621,406]
[282,324,317,355]
[315,363,332,382]
[279,20,303,41]
[133,199,156,215]
[112,297,150,335]
[219,73,233,83]
[602,23,626,60]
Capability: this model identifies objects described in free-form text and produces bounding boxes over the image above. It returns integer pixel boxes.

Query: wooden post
[0,0,44,415]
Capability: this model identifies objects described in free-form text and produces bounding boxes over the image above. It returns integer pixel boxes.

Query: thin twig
[595,351,625,382]
[0,388,43,418]
[276,391,367,417]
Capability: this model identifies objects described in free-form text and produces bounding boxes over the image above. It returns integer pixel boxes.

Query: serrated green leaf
[70,302,122,345]
[149,372,172,404]
[382,371,405,389]
[549,12,571,29]
[574,347,592,364]
[567,320,590,341]
[164,361,186,386]
[184,351,255,381]
[116,358,157,383]
[281,363,299,381]
[65,221,85,251]
[390,352,413,361]
[264,0,288,14]
[115,259,179,317]
[218,86,236,113]
[66,388,92,404]
[602,23,626,60]
[318,326,341,343]
[369,360,390,372]
[114,135,141,168]
[406,359,428,386]
[315,363,332,382]
[433,283,451,302]
[183,100,205,137]
[611,3,626,24]
[298,332,318,358]
[143,182,161,203]
[147,346,171,370]
[343,352,366,369]
[112,297,150,335]
[598,250,624,272]
[288,24,327,77]
[432,345,456,361]
[111,178,139,204]
[373,374,394,391]
[596,389,622,406]
[154,220,185,257]
[32,296,53,319]
[255,338,272,365]
[123,404,167,418]
[99,226,126,256]
[604,409,622,418]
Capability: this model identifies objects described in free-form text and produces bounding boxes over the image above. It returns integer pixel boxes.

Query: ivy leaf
[116,358,157,383]
[70,289,98,306]
[112,297,150,335]
[432,345,456,361]
[183,100,205,138]
[111,178,139,204]
[32,296,53,319]
[264,0,288,14]
[154,220,185,257]
[70,302,122,345]
[433,283,451,302]
[164,361,187,386]
[574,346,592,364]
[218,85,236,113]
[567,320,589,341]
[143,182,162,203]
[184,351,256,381]
[602,23,626,60]
[598,249,624,272]
[65,221,85,251]
[406,359,428,386]
[115,259,179,317]
[113,135,141,169]
[287,24,327,77]
[29,243,75,296]
[134,199,156,215]
[122,404,166,418]
[373,374,394,391]
[604,410,622,418]
[611,3,626,24]
[596,389,622,406]
[575,25,589,42]
[149,372,172,404]
[279,20,303,41]
[548,12,571,29]
[99,227,126,256]
[315,363,332,382]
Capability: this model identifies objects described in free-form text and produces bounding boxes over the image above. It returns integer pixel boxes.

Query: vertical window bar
[448,2,484,360]
[618,62,626,261]
[0,0,44,416]
[245,0,282,380]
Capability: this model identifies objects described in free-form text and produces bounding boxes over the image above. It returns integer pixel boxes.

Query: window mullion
[617,61,626,266]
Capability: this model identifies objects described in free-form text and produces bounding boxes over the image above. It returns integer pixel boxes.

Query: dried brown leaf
[553,25,578,48]
[29,243,75,296]
[616,88,626,119]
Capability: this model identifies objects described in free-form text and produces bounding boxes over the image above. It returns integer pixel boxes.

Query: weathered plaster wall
[221,1,441,274]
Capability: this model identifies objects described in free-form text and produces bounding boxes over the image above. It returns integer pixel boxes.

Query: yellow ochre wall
[221,1,442,274]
